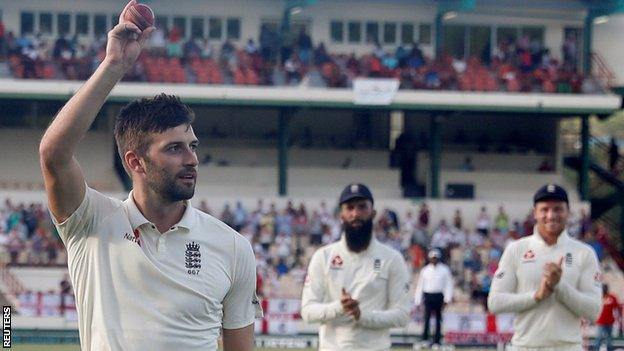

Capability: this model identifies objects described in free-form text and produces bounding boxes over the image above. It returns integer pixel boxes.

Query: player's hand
[543,257,563,289]
[104,0,155,72]
[534,277,554,302]
[341,288,361,320]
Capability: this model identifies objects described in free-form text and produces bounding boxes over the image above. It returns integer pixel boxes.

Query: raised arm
[39,0,153,222]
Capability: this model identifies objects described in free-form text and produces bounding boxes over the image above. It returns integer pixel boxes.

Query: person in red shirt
[595,284,621,351]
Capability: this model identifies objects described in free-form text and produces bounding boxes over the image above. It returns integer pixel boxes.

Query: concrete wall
[593,14,624,87]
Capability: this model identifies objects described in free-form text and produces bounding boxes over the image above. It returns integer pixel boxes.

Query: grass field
[9,345,418,351]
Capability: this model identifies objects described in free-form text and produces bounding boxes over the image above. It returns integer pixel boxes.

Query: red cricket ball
[123,3,155,31]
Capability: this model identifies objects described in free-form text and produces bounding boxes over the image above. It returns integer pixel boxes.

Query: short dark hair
[114,94,195,170]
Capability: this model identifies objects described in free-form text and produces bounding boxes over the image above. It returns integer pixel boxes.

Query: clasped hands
[534,257,563,302]
[341,288,361,321]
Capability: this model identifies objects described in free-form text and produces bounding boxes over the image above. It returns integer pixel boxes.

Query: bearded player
[301,183,411,351]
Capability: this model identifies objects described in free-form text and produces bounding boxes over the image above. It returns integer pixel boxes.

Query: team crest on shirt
[373,258,381,272]
[185,241,202,275]
[565,252,573,266]
[522,249,535,262]
[330,255,343,270]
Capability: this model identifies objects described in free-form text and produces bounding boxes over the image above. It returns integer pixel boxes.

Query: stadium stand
[1,32,605,94]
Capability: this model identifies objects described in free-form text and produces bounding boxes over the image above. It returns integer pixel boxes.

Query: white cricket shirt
[301,236,411,351]
[413,262,454,305]
[488,229,602,349]
[53,187,261,351]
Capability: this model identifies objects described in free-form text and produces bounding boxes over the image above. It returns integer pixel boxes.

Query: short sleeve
[222,236,262,329]
[53,186,118,249]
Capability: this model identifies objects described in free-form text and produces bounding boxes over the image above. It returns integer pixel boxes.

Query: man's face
[533,200,569,237]
[141,124,199,202]
[340,198,376,252]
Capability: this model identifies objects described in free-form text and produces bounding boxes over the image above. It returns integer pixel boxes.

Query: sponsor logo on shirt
[330,255,343,270]
[522,249,535,262]
[565,252,573,267]
[185,241,202,275]
[123,230,141,246]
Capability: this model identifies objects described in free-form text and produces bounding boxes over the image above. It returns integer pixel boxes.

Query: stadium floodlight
[593,15,610,24]
[290,7,303,15]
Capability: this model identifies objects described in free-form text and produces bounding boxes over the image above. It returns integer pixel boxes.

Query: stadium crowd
[0,21,604,93]
[0,195,611,309]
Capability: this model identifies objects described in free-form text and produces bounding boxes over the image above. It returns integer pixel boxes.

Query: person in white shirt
[301,183,411,351]
[38,2,260,350]
[414,249,454,345]
[488,184,602,351]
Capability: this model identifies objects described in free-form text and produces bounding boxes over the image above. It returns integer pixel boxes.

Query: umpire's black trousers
[423,292,444,344]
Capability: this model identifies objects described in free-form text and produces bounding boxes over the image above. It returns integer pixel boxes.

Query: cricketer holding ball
[39,2,261,350]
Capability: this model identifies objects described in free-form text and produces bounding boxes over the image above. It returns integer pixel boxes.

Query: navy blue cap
[533,184,569,204]
[339,183,374,205]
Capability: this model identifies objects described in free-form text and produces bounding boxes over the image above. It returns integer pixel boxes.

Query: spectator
[453,209,463,230]
[494,206,509,233]
[580,208,592,235]
[0,19,5,57]
[200,39,214,59]
[244,38,258,55]
[59,273,72,316]
[219,203,234,228]
[431,220,453,253]
[284,54,302,84]
[476,206,490,236]
[401,210,417,238]
[461,156,474,171]
[584,230,604,261]
[609,137,619,174]
[538,157,554,172]
[394,132,417,187]
[6,229,23,264]
[595,284,621,351]
[232,201,247,231]
[418,203,430,229]
[296,28,313,65]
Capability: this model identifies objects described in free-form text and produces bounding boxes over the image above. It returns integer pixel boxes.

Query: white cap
[428,249,441,259]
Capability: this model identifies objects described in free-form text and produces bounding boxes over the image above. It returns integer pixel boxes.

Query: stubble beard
[144,160,195,202]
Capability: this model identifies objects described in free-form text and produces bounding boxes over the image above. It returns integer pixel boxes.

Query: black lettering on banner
[3,306,10,348]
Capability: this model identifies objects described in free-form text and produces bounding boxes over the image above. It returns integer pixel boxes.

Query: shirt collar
[531,226,570,247]
[125,190,195,232]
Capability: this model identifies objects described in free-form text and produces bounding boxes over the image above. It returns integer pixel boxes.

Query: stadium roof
[0,79,620,116]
